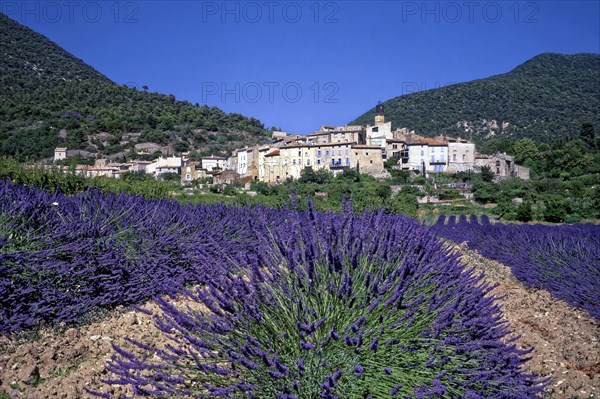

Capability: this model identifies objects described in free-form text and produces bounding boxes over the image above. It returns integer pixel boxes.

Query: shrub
[94,206,545,398]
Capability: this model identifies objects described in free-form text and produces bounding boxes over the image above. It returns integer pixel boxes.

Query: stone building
[474,152,530,180]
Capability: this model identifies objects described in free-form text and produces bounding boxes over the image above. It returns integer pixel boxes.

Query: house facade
[201,156,226,173]
[474,152,530,180]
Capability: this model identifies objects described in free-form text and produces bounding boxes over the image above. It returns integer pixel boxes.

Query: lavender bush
[432,215,600,320]
[94,205,545,398]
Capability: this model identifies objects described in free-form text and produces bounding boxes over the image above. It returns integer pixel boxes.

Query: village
[51,103,530,187]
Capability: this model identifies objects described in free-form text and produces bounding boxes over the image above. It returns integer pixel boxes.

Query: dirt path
[459,245,600,399]
[1,251,598,398]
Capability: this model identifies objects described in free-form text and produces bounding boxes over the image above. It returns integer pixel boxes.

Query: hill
[0,13,271,161]
[351,53,600,145]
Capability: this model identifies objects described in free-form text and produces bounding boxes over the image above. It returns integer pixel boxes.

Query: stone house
[474,152,530,180]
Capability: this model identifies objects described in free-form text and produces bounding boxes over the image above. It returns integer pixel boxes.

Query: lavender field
[1,180,549,397]
[431,215,600,321]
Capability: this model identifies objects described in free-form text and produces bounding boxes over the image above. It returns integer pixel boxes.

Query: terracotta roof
[352,145,381,149]
[265,150,280,157]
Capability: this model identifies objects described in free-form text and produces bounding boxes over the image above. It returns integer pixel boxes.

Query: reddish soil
[0,250,598,398]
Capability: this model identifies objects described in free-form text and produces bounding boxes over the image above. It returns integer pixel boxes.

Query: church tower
[375,101,385,125]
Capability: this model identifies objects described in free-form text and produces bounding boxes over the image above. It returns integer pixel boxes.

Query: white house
[146,157,182,177]
[436,136,476,173]
[54,147,67,161]
[237,149,248,176]
[201,156,226,172]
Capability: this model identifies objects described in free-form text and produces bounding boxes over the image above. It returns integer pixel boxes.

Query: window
[441,147,445,152]
[317,150,322,157]
[338,149,342,155]
[370,160,373,164]
[345,158,350,166]
[372,127,379,132]
[325,150,330,156]
[420,150,424,156]
[462,154,466,161]
[317,159,321,165]
[298,150,301,156]
[292,159,296,165]
[345,149,349,155]
[393,144,397,149]
[306,160,310,166]
[453,154,457,161]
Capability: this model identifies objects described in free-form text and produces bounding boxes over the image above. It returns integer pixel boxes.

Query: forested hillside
[0,13,271,161]
[351,53,600,145]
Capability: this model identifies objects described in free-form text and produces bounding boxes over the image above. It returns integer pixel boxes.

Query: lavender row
[0,180,273,334]
[431,215,600,320]
[94,205,545,398]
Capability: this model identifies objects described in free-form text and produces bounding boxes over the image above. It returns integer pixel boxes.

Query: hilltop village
[51,104,530,185]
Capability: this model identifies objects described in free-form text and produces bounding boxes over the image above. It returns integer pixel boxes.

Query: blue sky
[4,1,599,133]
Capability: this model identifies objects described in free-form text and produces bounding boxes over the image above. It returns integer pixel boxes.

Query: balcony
[330,160,349,170]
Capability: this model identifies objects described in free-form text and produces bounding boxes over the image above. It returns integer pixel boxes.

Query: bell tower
[375,101,385,125]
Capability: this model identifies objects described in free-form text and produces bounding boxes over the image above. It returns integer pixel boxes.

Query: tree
[473,182,497,203]
[174,141,189,153]
[298,167,332,184]
[516,201,533,222]
[513,138,540,164]
[480,166,494,182]
[543,196,567,223]
[579,123,595,149]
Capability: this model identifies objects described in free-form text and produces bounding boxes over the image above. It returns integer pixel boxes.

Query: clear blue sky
[4,1,599,133]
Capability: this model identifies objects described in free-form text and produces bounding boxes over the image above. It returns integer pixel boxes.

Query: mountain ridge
[350,53,600,145]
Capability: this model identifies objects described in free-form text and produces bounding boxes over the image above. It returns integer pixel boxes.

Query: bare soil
[0,249,598,398]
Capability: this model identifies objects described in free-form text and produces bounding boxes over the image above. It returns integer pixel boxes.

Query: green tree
[473,182,497,203]
[543,196,567,223]
[513,138,540,164]
[298,167,333,184]
[480,166,494,182]
[516,201,533,222]
[173,141,189,153]
[579,123,595,149]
